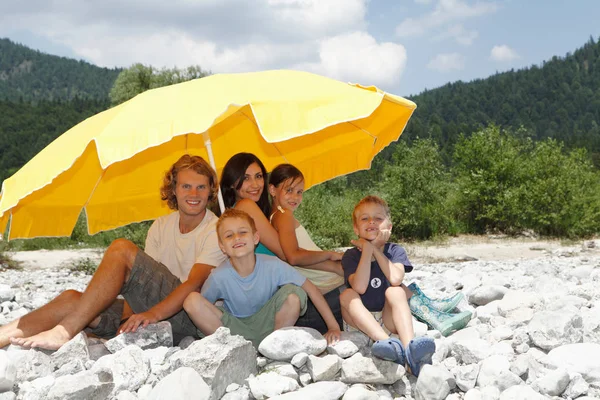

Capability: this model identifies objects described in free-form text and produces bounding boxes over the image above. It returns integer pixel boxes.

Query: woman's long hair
[220,153,271,218]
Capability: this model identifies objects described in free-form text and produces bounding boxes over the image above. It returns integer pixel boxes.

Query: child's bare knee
[183,292,203,312]
[284,293,301,309]
[385,286,407,302]
[340,288,358,306]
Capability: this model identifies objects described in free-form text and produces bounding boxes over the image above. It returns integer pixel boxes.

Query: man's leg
[0,290,84,348]
[11,238,138,350]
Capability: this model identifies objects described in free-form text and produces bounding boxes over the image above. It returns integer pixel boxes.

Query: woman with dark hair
[220,153,344,333]
[220,153,286,259]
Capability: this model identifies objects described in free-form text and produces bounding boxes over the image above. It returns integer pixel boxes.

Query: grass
[0,252,22,270]
[68,257,99,275]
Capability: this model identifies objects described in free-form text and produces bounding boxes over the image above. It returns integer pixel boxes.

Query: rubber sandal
[371,337,406,365]
[405,336,435,377]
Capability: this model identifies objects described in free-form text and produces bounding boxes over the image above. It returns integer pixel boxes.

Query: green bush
[377,139,457,240]
[296,178,363,249]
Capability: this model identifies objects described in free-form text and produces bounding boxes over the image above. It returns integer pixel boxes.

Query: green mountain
[0,38,121,102]
[402,36,600,165]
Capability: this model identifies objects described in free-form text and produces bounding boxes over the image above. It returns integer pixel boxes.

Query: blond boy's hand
[372,229,391,248]
[323,328,341,345]
[351,238,372,252]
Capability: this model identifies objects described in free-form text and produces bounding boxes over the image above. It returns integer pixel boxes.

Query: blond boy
[340,195,435,376]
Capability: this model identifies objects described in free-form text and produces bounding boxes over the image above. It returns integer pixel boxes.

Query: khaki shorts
[344,310,392,336]
[89,250,202,344]
[219,284,307,348]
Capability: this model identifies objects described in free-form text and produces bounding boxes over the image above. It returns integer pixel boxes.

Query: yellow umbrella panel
[0,70,416,239]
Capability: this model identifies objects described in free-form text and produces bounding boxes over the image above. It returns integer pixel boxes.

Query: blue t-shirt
[201,254,306,318]
[341,243,413,312]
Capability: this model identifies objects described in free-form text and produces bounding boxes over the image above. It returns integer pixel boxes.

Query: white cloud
[490,45,519,62]
[0,0,368,68]
[396,0,498,38]
[297,32,407,87]
[427,52,465,72]
[434,24,478,46]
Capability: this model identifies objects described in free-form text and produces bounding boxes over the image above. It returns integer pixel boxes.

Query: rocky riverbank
[0,238,599,399]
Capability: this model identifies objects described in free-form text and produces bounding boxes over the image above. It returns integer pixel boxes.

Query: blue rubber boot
[408,294,472,337]
[408,282,464,313]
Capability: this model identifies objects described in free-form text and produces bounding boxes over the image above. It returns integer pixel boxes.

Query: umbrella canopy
[0,70,416,240]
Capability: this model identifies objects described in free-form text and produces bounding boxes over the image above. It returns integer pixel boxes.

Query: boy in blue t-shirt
[184,209,341,347]
[340,195,435,377]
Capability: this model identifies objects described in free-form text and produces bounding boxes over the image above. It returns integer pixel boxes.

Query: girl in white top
[268,164,344,294]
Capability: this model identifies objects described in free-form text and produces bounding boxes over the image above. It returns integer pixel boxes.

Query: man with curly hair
[2,155,226,350]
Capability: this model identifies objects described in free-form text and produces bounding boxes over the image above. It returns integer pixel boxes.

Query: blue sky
[1,0,599,97]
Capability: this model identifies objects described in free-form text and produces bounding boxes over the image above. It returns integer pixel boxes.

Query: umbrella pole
[203,134,225,213]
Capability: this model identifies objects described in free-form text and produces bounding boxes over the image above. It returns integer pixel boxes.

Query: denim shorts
[89,250,202,344]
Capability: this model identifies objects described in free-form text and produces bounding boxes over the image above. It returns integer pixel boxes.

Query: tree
[109,64,210,105]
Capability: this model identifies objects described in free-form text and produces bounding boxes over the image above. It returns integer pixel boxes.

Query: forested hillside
[402,36,600,165]
[0,38,120,102]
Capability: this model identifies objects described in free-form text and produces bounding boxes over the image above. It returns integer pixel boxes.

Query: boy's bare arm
[347,238,374,294]
[300,280,341,344]
[119,263,214,333]
[372,248,405,286]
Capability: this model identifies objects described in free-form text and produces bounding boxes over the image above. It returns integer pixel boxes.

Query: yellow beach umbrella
[0,70,416,240]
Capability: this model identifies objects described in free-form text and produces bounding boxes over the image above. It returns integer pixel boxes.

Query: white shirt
[144,210,226,281]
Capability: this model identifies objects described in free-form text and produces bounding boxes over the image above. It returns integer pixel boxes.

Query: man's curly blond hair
[160,154,218,210]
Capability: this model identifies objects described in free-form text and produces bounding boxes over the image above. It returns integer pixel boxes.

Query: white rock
[414,365,452,400]
[475,301,500,323]
[221,385,251,400]
[327,339,359,359]
[248,371,299,399]
[14,375,55,400]
[527,306,583,350]
[469,285,508,306]
[476,355,522,392]
[136,384,152,398]
[531,367,569,396]
[105,321,173,353]
[14,350,52,383]
[0,351,16,392]
[564,373,590,398]
[92,345,149,394]
[498,384,546,400]
[147,367,211,400]
[53,359,85,378]
[0,392,15,400]
[451,338,492,364]
[269,381,347,399]
[340,353,404,385]
[168,327,256,400]
[263,362,298,381]
[342,384,379,400]
[258,327,326,361]
[46,370,114,400]
[497,291,542,317]
[290,352,308,368]
[454,364,480,392]
[51,332,89,371]
[306,354,342,382]
[547,343,600,384]
[299,372,311,387]
[0,285,15,303]
[115,391,138,400]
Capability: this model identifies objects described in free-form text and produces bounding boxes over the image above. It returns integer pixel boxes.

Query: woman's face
[235,162,265,203]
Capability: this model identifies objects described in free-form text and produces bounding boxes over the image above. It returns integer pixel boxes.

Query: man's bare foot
[9,325,72,350]
[0,334,13,349]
